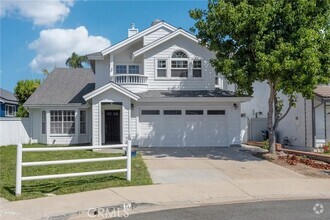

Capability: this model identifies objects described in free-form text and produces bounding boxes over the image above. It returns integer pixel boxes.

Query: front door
[105,110,121,144]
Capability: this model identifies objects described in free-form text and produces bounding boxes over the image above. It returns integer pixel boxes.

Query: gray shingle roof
[0,88,18,103]
[138,89,241,98]
[25,68,95,106]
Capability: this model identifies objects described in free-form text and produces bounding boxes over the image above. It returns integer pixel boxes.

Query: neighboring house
[0,88,18,117]
[25,20,250,147]
[241,82,330,149]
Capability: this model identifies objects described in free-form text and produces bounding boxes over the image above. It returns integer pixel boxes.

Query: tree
[65,52,89,68]
[190,0,330,153]
[14,80,40,117]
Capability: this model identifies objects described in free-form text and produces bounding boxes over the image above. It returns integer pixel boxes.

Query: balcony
[111,74,148,93]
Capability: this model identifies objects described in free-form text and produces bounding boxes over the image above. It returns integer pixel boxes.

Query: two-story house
[25,20,250,147]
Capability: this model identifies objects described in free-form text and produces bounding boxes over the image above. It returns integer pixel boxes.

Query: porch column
[98,102,102,146]
[46,109,50,145]
[75,109,79,144]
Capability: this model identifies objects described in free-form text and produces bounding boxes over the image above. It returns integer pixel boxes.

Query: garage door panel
[139,108,229,147]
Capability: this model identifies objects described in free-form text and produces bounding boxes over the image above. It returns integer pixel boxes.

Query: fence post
[126,139,131,181]
[16,144,22,196]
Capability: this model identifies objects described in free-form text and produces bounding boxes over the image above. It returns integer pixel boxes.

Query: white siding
[91,89,131,145]
[144,35,216,91]
[143,27,172,45]
[95,58,110,89]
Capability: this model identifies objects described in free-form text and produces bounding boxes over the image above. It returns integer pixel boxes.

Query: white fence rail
[0,118,31,146]
[16,140,132,196]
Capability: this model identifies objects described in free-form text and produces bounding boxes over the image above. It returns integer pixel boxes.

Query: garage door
[138,109,228,147]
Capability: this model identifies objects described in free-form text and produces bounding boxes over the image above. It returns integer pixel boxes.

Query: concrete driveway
[138,146,306,184]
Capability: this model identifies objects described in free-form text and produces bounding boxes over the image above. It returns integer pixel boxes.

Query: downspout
[304,99,307,147]
[312,99,316,148]
[325,102,327,141]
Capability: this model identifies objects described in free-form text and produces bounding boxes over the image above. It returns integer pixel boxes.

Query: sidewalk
[1,178,329,220]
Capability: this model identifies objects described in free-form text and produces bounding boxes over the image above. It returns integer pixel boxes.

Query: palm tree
[65,52,89,68]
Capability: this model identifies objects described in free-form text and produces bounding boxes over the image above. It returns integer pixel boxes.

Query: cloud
[29,26,111,72]
[0,0,74,26]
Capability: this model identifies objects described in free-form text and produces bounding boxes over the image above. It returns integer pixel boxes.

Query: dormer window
[171,50,188,78]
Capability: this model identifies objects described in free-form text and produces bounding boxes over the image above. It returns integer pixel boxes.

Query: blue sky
[0,0,207,92]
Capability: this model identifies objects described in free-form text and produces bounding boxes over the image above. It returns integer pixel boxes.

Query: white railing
[15,140,132,196]
[111,74,148,84]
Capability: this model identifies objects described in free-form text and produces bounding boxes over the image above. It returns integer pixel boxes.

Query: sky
[0,0,207,92]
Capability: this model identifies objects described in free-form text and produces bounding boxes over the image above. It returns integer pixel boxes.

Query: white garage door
[138,109,228,147]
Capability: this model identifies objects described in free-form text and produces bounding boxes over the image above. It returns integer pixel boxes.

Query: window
[128,65,139,74]
[50,110,75,134]
[186,110,203,115]
[164,110,182,115]
[5,105,16,117]
[141,110,160,115]
[115,65,127,74]
[171,60,188,77]
[193,60,202,78]
[171,50,188,77]
[172,51,188,58]
[157,60,167,77]
[42,111,46,134]
[207,110,225,115]
[80,110,86,134]
[116,65,140,74]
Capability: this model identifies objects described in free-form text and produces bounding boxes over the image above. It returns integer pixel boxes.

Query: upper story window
[193,60,202,78]
[171,50,188,78]
[116,65,127,74]
[115,64,140,74]
[157,60,167,77]
[5,104,16,117]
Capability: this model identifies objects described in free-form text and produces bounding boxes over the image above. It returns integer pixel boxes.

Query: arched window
[171,50,188,59]
[171,50,188,77]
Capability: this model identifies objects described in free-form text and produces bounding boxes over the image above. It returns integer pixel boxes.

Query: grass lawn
[0,144,152,201]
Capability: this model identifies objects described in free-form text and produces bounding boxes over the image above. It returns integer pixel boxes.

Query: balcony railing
[111,74,148,84]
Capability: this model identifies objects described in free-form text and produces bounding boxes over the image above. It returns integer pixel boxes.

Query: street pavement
[113,199,330,220]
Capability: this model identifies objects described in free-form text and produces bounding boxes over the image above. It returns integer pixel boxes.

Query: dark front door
[105,110,120,143]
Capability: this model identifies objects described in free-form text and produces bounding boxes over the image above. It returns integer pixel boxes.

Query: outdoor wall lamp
[233,103,238,110]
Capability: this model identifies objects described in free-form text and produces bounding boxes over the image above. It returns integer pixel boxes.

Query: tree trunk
[267,83,276,153]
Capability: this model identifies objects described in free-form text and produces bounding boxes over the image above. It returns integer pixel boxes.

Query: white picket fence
[0,118,31,146]
[15,140,132,196]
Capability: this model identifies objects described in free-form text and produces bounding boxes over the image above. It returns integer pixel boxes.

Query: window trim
[156,59,167,78]
[193,60,202,78]
[42,111,46,134]
[50,110,75,135]
[80,110,86,134]
[5,104,16,117]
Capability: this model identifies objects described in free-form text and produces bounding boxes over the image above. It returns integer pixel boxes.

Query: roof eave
[138,97,251,103]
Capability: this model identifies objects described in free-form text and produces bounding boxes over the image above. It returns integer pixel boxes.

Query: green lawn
[0,144,152,201]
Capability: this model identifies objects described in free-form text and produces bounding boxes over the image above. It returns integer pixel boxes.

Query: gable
[143,26,173,46]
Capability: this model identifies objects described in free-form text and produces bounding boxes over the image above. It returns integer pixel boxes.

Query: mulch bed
[278,154,330,170]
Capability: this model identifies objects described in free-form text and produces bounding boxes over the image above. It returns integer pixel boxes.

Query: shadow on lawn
[4,175,126,196]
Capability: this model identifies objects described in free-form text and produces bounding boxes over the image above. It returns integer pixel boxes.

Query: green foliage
[262,140,270,150]
[0,145,152,201]
[65,52,89,68]
[14,79,40,117]
[190,0,330,152]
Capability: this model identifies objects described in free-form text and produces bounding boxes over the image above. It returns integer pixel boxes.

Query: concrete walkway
[1,146,330,219]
